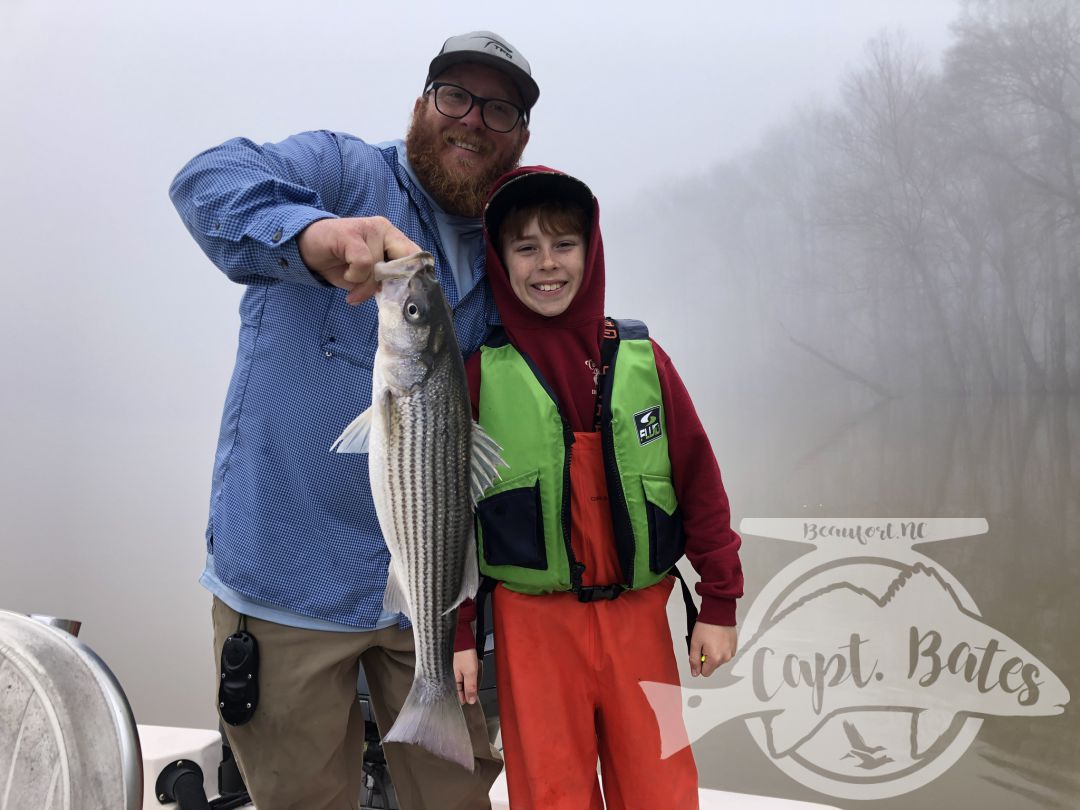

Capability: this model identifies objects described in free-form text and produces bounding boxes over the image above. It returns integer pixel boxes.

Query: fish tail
[639,681,695,759]
[383,675,475,771]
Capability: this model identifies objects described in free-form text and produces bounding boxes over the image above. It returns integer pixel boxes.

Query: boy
[455,167,743,809]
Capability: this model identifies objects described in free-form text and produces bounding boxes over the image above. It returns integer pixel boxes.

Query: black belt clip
[218,615,259,726]
[570,562,586,592]
[574,584,625,603]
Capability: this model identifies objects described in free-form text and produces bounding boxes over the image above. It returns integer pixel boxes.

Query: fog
[3,2,1077,808]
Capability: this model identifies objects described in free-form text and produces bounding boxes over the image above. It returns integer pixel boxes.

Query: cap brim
[427,52,540,110]
[484,172,594,240]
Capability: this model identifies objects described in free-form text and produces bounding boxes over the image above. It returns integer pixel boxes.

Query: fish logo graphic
[641,518,1071,799]
[634,406,662,445]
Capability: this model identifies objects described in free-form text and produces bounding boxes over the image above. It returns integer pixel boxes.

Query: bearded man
[168,31,536,810]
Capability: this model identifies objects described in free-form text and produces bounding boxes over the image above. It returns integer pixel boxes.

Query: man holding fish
[169,30,535,810]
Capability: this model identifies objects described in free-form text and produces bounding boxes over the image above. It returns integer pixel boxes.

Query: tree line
[624,0,1079,396]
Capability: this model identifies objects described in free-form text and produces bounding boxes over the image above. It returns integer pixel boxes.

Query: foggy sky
[0,0,960,731]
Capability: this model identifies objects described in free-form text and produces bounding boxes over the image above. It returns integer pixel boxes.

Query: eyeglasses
[427,82,526,133]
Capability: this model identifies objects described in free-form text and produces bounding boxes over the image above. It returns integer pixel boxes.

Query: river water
[2,386,1075,808]
[680,391,1079,808]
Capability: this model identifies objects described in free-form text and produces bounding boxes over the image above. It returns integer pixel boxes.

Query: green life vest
[475,320,685,596]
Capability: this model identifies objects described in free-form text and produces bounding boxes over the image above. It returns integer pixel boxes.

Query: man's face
[406,63,531,217]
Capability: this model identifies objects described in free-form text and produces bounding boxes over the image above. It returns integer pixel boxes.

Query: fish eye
[404,299,425,322]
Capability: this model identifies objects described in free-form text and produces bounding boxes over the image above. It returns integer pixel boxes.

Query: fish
[640,562,1070,760]
[332,251,504,770]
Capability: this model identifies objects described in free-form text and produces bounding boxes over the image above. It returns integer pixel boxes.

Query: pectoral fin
[383,564,411,619]
[331,407,373,454]
[470,422,506,505]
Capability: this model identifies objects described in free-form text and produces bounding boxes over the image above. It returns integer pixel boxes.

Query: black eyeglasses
[426,82,526,133]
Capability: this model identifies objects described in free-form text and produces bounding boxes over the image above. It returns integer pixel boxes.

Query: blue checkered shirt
[169,132,498,629]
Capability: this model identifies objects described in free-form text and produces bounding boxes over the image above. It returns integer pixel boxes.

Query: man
[168,30,537,810]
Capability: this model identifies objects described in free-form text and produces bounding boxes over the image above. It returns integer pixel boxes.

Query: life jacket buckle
[574,584,625,603]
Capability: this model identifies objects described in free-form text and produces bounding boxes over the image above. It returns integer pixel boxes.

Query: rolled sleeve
[170,131,346,287]
[247,206,338,287]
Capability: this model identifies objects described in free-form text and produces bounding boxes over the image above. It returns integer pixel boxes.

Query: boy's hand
[689,622,737,677]
[454,649,480,705]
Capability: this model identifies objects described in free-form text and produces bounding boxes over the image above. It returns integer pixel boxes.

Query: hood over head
[483,166,606,432]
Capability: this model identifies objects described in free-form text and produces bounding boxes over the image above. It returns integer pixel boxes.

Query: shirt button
[278,258,289,269]
[271,229,283,243]
[324,350,333,358]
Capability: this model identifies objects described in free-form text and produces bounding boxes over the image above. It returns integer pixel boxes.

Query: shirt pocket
[320,295,379,368]
[641,473,685,574]
[476,469,547,570]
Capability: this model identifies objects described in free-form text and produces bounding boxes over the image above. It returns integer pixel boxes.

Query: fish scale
[388,387,468,692]
[333,251,504,771]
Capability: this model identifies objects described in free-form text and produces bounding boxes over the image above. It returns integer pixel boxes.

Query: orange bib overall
[493,432,699,809]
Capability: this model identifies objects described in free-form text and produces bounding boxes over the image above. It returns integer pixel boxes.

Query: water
[680,392,1079,808]
[2,391,1075,808]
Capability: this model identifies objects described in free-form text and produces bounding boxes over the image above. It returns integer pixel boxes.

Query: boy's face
[501,216,586,317]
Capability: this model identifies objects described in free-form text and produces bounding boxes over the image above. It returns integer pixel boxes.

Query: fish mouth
[374,251,435,282]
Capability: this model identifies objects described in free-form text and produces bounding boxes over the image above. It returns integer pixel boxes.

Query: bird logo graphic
[840,721,892,769]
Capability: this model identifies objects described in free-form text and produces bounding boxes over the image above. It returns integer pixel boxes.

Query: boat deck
[140,724,840,809]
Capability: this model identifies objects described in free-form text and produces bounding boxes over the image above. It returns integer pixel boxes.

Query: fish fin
[910,709,956,758]
[383,565,411,619]
[383,676,474,771]
[469,422,506,505]
[640,681,752,758]
[639,681,696,758]
[331,407,373,454]
[444,532,480,615]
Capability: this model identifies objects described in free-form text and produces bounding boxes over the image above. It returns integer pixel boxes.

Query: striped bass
[332,251,504,770]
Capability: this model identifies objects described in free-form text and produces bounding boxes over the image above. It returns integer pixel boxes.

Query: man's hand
[453,649,480,705]
[297,217,421,305]
[689,622,737,677]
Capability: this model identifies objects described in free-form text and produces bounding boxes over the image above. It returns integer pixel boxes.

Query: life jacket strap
[670,566,700,654]
[472,576,499,661]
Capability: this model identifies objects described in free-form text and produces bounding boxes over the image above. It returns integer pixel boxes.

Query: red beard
[405,105,526,217]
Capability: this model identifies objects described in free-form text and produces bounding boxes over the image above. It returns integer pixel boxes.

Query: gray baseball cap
[426,31,539,112]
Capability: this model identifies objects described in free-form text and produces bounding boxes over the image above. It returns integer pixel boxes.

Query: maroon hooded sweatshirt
[455,166,742,650]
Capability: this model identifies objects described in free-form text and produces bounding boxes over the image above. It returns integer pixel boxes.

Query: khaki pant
[212,598,502,810]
